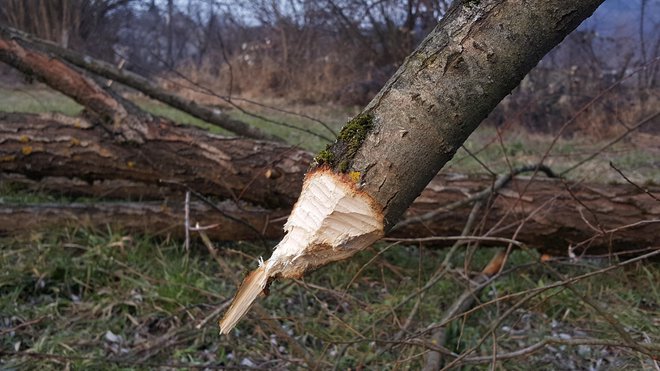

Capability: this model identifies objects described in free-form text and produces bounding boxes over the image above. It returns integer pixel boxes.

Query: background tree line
[1,0,657,135]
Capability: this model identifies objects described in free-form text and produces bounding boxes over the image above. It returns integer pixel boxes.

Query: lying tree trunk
[0,33,309,208]
[219,0,606,333]
[0,26,283,142]
[0,110,309,209]
[2,112,655,256]
[2,175,657,257]
[0,201,288,241]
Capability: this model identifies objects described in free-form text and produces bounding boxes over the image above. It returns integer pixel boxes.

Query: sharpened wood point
[219,168,385,334]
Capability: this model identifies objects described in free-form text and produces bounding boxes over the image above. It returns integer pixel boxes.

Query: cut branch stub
[219,168,384,334]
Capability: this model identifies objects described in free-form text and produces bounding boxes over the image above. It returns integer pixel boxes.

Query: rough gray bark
[0,25,282,142]
[318,0,605,230]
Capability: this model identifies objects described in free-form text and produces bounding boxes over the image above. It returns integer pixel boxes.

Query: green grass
[0,86,82,115]
[444,125,660,183]
[136,98,230,134]
[1,228,658,369]
[133,96,345,151]
[0,85,344,152]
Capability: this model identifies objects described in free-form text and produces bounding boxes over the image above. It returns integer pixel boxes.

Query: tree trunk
[2,174,657,257]
[219,0,606,333]
[0,112,308,208]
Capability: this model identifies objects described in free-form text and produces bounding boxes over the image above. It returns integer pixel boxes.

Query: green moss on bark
[313,146,335,166]
[312,113,374,171]
[338,113,373,155]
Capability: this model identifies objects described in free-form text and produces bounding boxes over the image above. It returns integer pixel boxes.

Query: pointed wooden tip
[219,170,385,333]
[219,265,270,334]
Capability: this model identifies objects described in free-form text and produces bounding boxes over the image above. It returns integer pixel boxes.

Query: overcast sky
[583,0,659,39]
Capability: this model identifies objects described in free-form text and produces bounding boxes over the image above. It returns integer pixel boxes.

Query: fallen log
[0,201,288,241]
[2,173,657,257]
[0,111,309,208]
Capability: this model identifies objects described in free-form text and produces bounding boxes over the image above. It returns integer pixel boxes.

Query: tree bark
[0,112,308,208]
[0,26,282,142]
[0,201,288,242]
[219,0,607,333]
[2,175,657,257]
[0,30,307,207]
[319,0,606,228]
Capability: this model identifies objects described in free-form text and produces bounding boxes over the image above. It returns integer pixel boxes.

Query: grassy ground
[445,125,660,184]
[1,230,658,369]
[1,85,659,369]
[0,85,352,152]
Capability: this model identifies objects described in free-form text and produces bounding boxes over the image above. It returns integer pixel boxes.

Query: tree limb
[0,25,283,142]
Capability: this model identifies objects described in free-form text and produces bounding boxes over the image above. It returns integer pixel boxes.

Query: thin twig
[427,249,660,369]
[160,179,268,246]
[195,300,232,330]
[423,249,506,371]
[609,161,660,201]
[184,191,190,251]
[459,337,660,364]
[196,230,314,367]
[560,110,659,176]
[137,48,335,142]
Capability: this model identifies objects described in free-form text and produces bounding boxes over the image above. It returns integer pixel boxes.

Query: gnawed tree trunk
[219,0,607,333]
[0,0,650,336]
[2,175,657,257]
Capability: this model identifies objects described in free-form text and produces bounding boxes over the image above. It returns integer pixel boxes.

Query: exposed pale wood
[219,169,385,333]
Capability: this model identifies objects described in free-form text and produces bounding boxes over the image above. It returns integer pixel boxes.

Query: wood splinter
[219,169,384,334]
